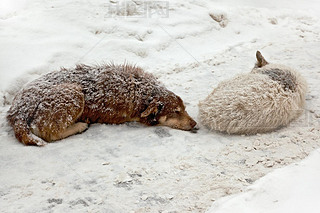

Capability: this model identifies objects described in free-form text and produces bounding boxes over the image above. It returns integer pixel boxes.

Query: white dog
[199,51,307,134]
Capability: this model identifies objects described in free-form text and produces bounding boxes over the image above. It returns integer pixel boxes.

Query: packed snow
[0,0,319,212]
[207,149,320,213]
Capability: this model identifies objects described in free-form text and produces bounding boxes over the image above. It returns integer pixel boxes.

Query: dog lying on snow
[199,51,307,134]
[7,64,197,146]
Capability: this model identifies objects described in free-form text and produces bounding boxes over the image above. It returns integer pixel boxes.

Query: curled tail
[7,116,46,146]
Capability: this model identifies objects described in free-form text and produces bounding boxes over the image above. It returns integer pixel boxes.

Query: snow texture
[207,149,320,213]
[0,0,320,212]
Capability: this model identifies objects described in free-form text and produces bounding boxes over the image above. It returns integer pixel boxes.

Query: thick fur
[199,51,307,134]
[7,64,196,146]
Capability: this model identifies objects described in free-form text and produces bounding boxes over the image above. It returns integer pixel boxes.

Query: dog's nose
[190,124,199,133]
[190,119,197,128]
[189,119,198,133]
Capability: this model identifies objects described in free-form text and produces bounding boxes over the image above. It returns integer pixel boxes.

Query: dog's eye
[174,109,181,114]
[158,103,164,112]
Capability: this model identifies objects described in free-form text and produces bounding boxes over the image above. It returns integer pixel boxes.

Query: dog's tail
[7,116,46,146]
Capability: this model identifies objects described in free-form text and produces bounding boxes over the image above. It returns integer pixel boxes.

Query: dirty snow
[0,0,320,212]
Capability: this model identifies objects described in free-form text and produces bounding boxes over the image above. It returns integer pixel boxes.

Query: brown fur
[7,64,196,146]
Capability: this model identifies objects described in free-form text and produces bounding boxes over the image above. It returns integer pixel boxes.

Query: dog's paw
[36,140,47,146]
[74,122,88,133]
[27,134,47,146]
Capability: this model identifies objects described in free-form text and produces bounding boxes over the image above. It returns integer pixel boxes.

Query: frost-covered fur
[199,51,307,134]
[7,64,196,146]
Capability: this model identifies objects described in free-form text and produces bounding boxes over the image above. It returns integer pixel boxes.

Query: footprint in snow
[154,127,172,138]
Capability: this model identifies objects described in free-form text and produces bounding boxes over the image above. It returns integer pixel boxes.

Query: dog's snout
[189,120,199,133]
[190,119,197,129]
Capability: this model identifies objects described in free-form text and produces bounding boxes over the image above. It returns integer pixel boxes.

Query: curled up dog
[7,64,197,146]
[199,51,307,134]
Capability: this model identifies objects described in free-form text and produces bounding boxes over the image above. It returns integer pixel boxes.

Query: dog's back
[7,64,156,144]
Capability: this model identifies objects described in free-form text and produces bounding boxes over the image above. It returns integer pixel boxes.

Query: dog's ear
[256,51,269,67]
[141,100,164,118]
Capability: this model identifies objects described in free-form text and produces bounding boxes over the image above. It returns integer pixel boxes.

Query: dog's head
[141,92,197,131]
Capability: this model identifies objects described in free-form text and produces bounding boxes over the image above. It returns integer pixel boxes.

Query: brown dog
[7,64,197,146]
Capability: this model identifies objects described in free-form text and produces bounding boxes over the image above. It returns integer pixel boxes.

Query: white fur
[198,63,307,134]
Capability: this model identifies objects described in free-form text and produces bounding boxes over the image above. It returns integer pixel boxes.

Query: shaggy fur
[198,51,307,134]
[7,64,196,146]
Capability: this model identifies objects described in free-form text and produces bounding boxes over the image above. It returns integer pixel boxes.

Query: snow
[207,149,320,213]
[0,0,320,212]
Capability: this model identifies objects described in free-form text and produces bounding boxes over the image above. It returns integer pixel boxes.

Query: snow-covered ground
[0,0,319,212]
[208,149,320,213]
